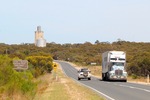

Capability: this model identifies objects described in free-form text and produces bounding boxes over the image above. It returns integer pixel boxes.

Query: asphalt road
[55,61,150,100]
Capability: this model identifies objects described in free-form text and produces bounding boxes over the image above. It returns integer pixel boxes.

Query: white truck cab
[102,51,127,82]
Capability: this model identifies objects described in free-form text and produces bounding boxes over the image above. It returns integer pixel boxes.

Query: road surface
[55,61,150,100]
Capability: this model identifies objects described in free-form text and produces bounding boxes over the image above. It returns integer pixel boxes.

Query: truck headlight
[123,72,127,76]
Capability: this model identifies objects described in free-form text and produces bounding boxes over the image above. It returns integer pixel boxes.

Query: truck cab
[102,51,127,82]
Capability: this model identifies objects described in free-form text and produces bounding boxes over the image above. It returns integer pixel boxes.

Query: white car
[78,68,91,80]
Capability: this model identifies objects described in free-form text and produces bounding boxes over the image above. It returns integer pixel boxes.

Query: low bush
[26,55,53,78]
[131,74,138,79]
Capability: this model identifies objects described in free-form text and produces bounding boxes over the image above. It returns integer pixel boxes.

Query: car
[77,68,91,80]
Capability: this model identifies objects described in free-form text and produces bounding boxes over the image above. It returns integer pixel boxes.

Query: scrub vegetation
[0,54,53,99]
[0,40,149,77]
[0,40,150,99]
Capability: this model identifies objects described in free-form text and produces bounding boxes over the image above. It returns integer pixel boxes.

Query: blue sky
[0,0,150,44]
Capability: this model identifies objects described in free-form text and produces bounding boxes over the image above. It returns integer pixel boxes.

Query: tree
[95,40,100,44]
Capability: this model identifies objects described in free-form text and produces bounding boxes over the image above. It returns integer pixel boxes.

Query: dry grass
[127,76,150,85]
[0,92,27,100]
[88,66,102,77]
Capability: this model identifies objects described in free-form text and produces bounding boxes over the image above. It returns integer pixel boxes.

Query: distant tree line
[0,40,150,77]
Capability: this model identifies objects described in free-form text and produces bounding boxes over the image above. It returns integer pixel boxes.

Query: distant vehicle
[78,68,91,80]
[102,51,127,82]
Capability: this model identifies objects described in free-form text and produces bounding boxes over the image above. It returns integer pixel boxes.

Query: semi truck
[102,51,127,82]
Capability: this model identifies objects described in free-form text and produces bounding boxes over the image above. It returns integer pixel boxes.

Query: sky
[0,0,150,44]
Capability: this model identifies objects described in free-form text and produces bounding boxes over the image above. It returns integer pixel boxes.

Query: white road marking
[119,84,150,93]
[71,78,115,100]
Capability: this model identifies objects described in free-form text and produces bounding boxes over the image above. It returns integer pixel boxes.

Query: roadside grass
[88,66,102,77]
[127,76,149,84]
[34,63,105,100]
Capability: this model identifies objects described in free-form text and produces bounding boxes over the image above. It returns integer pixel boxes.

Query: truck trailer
[102,51,127,82]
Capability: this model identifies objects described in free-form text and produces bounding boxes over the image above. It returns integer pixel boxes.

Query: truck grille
[115,70,123,75]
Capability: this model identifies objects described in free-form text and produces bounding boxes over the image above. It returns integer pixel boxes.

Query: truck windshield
[111,63,124,70]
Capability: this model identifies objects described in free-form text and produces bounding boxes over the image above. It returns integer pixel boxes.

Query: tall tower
[35,26,46,47]
[35,26,44,44]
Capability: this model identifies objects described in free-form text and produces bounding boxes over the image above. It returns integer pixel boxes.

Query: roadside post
[147,74,149,84]
[53,63,57,80]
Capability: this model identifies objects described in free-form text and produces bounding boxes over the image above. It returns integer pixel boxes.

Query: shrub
[131,74,138,79]
[26,56,53,77]
[0,55,37,99]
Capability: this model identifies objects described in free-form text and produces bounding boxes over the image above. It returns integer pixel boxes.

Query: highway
[55,61,150,100]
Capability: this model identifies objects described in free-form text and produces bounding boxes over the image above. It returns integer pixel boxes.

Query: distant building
[35,26,46,47]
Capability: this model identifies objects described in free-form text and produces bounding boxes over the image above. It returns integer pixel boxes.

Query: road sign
[53,62,57,68]
[52,62,58,73]
[13,60,28,70]
[52,62,58,80]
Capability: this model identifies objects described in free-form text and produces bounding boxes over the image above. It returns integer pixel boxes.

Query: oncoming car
[77,68,91,80]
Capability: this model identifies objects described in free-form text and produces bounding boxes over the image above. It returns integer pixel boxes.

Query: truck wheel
[88,78,91,80]
[78,77,80,80]
[102,73,105,81]
[123,80,127,82]
[103,73,107,81]
[106,73,109,81]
